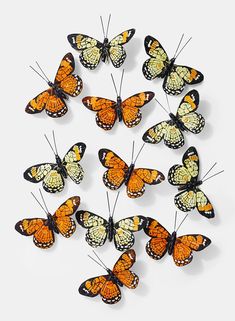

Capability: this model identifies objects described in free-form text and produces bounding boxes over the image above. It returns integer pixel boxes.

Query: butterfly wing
[113,249,139,289]
[114,216,146,251]
[76,211,108,247]
[82,96,117,130]
[67,34,103,69]
[121,92,155,128]
[52,196,80,238]
[108,29,135,68]
[143,120,185,149]
[176,90,205,133]
[173,234,211,266]
[127,168,165,198]
[142,35,169,80]
[196,189,214,218]
[163,65,204,96]
[54,52,83,97]
[144,217,170,260]
[98,149,128,190]
[63,143,86,184]
[15,218,54,249]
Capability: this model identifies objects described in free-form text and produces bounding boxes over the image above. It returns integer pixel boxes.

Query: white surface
[1,0,234,320]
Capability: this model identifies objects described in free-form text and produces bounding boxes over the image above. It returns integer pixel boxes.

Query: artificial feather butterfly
[15,190,80,249]
[67,14,135,69]
[98,143,165,198]
[144,215,211,266]
[142,90,205,149]
[168,146,223,218]
[76,192,146,251]
[82,70,154,130]
[142,34,204,95]
[26,53,83,117]
[23,131,86,193]
[79,249,139,304]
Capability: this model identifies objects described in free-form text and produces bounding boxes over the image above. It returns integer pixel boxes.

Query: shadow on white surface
[123,37,142,72]
[79,153,97,191]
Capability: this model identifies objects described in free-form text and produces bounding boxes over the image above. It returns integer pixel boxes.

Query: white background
[1,0,234,320]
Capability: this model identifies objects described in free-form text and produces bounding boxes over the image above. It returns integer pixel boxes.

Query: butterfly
[98,144,165,198]
[79,249,139,304]
[142,90,205,149]
[142,34,204,95]
[23,132,86,193]
[15,192,80,249]
[76,192,146,251]
[25,53,83,118]
[82,70,154,130]
[168,146,220,218]
[144,216,211,266]
[67,15,135,69]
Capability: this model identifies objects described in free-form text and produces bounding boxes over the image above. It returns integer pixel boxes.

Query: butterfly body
[178,179,202,192]
[100,37,109,62]
[116,96,123,121]
[44,213,60,234]
[108,216,114,241]
[168,112,187,131]
[124,163,135,184]
[144,217,211,266]
[106,269,123,287]
[47,81,67,100]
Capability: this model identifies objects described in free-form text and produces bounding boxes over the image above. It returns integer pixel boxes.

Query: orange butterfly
[82,70,154,130]
[15,191,80,249]
[144,215,211,266]
[98,143,165,198]
[79,249,139,304]
[25,53,83,118]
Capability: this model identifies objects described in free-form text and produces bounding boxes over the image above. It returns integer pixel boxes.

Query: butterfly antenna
[39,189,50,214]
[111,192,120,218]
[92,250,109,270]
[173,33,184,58]
[175,37,192,60]
[201,162,217,180]
[100,16,106,38]
[106,191,112,217]
[52,130,59,155]
[88,255,108,272]
[31,192,48,215]
[173,211,178,231]
[165,93,171,113]
[155,98,169,115]
[110,73,119,97]
[176,213,189,232]
[35,61,50,82]
[105,14,111,38]
[131,140,135,164]
[119,69,125,97]
[29,65,48,83]
[44,134,56,156]
[134,143,145,164]
[202,170,224,183]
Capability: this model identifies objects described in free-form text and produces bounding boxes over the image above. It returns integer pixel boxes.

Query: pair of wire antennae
[100,14,111,39]
[173,211,189,232]
[131,141,145,165]
[88,250,109,272]
[201,162,224,183]
[173,33,192,60]
[44,130,59,156]
[31,189,49,215]
[155,93,172,115]
[106,191,120,218]
[29,61,50,84]
[111,69,125,97]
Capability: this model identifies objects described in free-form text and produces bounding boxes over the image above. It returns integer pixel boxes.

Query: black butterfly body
[143,90,205,149]
[142,35,204,95]
[76,210,146,251]
[24,142,86,193]
[67,29,135,69]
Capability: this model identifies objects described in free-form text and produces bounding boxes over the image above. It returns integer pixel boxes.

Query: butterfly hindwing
[63,143,86,184]
[76,211,108,247]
